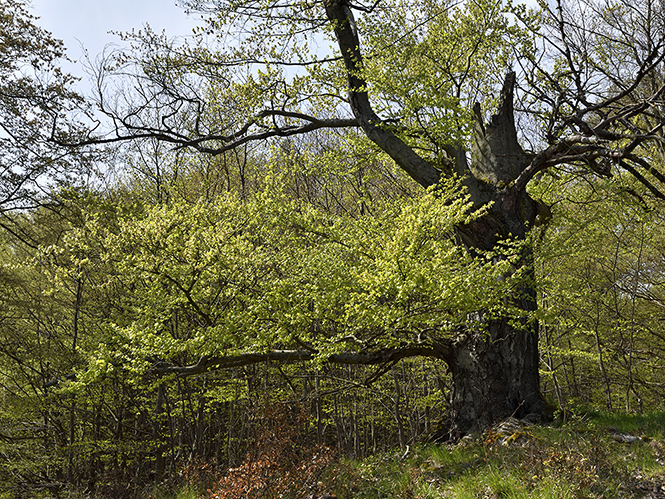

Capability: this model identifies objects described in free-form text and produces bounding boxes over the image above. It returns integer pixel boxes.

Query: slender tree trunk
[315,370,323,445]
[540,291,564,409]
[626,231,645,412]
[593,307,613,410]
[154,382,166,483]
[567,338,581,399]
[67,277,83,484]
[392,370,406,449]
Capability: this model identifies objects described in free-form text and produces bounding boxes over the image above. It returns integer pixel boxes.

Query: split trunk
[326,0,551,434]
[442,73,551,434]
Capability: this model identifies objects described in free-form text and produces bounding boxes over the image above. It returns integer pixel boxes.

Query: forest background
[0,0,664,497]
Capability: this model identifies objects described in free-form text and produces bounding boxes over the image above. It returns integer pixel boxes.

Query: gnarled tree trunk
[447,316,544,434]
[324,0,551,434]
[443,74,550,434]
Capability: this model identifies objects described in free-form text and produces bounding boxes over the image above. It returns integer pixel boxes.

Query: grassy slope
[156,411,665,499]
[321,412,665,499]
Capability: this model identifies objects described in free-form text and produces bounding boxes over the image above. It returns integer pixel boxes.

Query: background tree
[2,1,665,494]
[0,3,106,495]
[535,173,665,413]
[0,0,95,244]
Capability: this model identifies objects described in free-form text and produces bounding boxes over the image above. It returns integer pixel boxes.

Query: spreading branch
[150,342,452,376]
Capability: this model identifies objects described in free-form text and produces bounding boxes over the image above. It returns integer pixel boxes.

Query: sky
[29,0,200,92]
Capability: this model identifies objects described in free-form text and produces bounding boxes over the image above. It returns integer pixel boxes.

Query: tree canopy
[75,0,665,202]
[0,0,96,248]
[65,177,528,383]
[49,0,665,433]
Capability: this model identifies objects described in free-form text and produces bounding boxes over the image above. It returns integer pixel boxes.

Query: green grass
[320,411,665,499]
[145,483,204,499]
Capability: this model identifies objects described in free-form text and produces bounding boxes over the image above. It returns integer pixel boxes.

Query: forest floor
[157,411,665,499]
[321,411,665,499]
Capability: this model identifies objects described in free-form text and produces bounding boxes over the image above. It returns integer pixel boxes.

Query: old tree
[71,0,665,434]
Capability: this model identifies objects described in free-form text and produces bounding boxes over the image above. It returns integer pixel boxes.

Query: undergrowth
[128,411,665,499]
[320,411,665,499]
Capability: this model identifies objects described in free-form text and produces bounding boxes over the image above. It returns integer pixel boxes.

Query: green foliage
[534,171,665,411]
[107,0,540,170]
[2,0,665,496]
[0,0,93,214]
[359,0,536,147]
[63,177,528,384]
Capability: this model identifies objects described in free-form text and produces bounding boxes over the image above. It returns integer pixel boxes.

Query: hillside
[327,412,665,499]
[174,411,665,499]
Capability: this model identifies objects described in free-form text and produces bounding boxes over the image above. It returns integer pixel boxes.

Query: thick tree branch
[323,0,441,188]
[59,110,359,156]
[150,342,452,376]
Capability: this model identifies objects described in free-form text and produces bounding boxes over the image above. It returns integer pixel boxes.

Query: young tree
[535,174,665,412]
[68,0,665,433]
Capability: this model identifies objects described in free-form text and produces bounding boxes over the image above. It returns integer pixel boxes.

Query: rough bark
[445,73,551,434]
[324,0,441,188]
[447,317,546,434]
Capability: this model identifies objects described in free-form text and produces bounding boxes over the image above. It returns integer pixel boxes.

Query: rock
[521,412,542,424]
[485,417,533,446]
[609,430,643,444]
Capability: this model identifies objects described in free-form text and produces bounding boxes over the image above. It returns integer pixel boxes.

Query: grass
[319,411,665,499]
[145,483,206,499]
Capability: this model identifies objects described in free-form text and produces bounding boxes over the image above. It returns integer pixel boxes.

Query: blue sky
[30,1,199,90]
